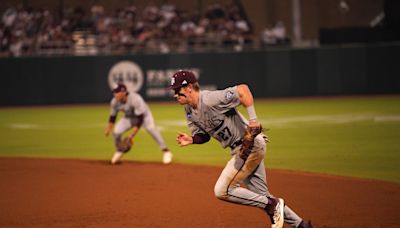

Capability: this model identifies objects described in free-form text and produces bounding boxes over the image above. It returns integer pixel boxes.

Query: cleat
[162,151,173,164]
[267,198,284,228]
[111,151,123,164]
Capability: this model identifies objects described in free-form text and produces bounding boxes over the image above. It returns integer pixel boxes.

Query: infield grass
[0,95,399,183]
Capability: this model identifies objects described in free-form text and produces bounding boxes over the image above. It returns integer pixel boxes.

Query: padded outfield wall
[0,43,399,106]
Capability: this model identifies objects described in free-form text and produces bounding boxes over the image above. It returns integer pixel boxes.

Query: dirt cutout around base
[0,158,399,228]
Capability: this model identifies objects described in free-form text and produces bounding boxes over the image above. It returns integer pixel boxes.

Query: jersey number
[217,126,232,141]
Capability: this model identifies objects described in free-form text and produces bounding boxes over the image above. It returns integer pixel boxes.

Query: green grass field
[0,95,399,183]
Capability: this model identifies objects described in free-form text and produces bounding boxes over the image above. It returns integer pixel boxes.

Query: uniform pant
[214,134,303,227]
[113,110,167,151]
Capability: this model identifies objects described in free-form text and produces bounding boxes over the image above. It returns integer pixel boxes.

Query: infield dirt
[0,157,399,227]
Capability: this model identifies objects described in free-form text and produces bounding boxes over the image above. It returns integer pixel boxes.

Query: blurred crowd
[260,21,289,47]
[0,2,288,57]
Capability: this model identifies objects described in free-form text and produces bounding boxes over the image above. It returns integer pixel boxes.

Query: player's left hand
[125,126,139,144]
[239,124,263,160]
[176,132,193,147]
[127,135,134,144]
[248,119,261,128]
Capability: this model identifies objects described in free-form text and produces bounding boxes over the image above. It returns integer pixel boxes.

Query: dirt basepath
[0,158,399,227]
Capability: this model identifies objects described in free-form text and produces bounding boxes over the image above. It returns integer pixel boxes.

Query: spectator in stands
[272,21,289,45]
[0,1,256,56]
[261,21,290,47]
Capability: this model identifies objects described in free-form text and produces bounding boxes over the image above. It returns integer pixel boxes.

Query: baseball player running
[170,70,312,228]
[104,83,173,165]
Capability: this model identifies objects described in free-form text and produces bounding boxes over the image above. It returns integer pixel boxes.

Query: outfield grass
[0,95,399,183]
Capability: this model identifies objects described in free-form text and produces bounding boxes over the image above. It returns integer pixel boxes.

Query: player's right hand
[104,123,114,136]
[176,132,193,147]
[104,126,112,136]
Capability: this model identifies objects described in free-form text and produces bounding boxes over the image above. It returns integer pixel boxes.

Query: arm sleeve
[136,114,144,127]
[109,115,117,123]
[192,133,211,144]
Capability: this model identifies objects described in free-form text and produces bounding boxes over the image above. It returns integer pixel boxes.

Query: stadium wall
[0,43,399,106]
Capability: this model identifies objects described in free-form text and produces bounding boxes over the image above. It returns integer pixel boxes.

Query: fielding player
[170,70,312,228]
[105,83,172,164]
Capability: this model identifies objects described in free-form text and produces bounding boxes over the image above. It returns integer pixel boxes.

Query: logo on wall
[108,61,144,92]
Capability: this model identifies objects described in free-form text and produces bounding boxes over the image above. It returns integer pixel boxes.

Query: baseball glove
[238,125,262,160]
[117,137,133,153]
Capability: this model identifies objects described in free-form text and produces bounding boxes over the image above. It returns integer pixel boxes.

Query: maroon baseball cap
[112,83,128,93]
[169,70,197,90]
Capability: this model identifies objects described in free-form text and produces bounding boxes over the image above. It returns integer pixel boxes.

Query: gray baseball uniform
[184,86,303,227]
[110,92,168,151]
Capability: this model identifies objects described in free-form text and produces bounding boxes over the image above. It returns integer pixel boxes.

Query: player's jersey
[184,86,248,149]
[110,93,148,118]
